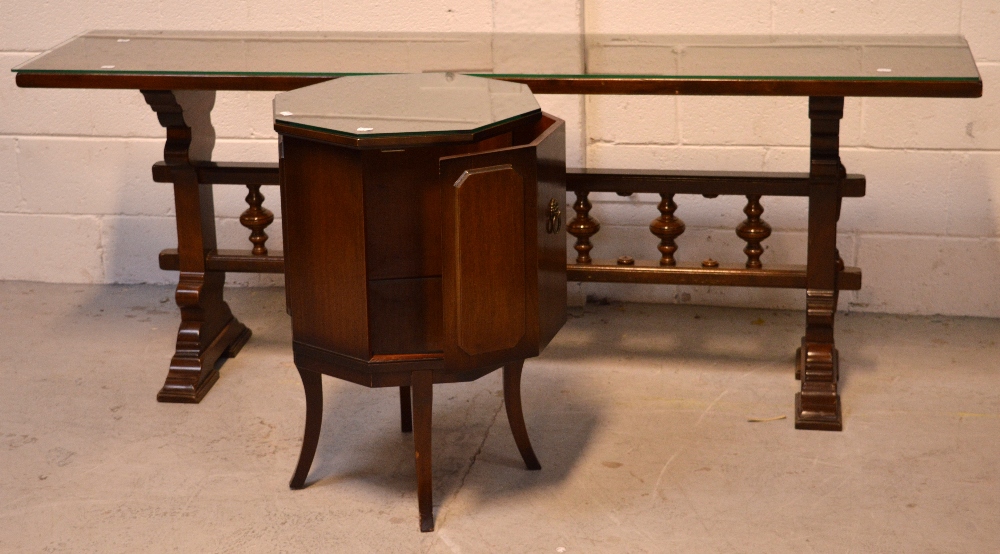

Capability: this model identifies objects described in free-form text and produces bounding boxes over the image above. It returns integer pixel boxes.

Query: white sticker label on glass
[877,68,892,73]
[100,65,115,69]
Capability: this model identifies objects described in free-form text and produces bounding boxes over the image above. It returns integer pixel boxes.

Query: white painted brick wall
[1,0,998,318]
[770,0,962,34]
[963,0,1000,63]
[0,213,104,282]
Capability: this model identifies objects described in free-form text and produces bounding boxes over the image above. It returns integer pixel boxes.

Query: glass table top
[15,31,981,82]
[273,73,540,138]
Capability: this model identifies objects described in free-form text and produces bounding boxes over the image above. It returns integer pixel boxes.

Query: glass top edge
[11,68,981,83]
[275,108,541,140]
[75,29,970,40]
[14,31,978,82]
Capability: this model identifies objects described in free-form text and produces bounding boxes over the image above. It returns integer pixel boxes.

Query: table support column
[142,90,251,403]
[796,96,845,431]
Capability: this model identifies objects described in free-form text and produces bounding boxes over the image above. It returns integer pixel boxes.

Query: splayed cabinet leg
[399,386,413,433]
[503,360,541,470]
[290,368,323,490]
[411,371,434,532]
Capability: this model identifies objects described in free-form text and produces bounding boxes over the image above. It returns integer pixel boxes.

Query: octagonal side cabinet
[274,73,567,384]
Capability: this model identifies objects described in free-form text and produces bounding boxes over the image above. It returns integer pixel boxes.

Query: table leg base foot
[224,325,253,357]
[420,513,435,533]
[156,318,251,403]
[794,393,842,431]
[157,368,221,404]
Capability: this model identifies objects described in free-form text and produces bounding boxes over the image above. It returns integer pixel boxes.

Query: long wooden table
[15,31,982,430]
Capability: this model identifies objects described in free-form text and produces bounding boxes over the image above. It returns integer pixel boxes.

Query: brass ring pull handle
[546,199,562,234]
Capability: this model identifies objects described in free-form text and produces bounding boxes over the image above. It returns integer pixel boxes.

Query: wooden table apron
[15,71,982,431]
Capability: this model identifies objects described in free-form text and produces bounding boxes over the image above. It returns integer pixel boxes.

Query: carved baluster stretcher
[563,98,863,430]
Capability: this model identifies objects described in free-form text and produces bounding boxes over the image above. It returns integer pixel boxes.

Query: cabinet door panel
[439,114,567,372]
[441,153,536,371]
[453,166,526,356]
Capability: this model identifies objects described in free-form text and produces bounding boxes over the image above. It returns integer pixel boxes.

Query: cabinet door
[438,115,566,372]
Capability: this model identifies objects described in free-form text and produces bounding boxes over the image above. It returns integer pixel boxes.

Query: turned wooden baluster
[568,191,600,264]
[240,184,275,256]
[736,195,772,269]
[649,193,685,266]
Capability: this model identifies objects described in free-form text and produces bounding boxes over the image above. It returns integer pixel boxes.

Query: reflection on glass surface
[585,34,979,79]
[14,31,980,82]
[274,73,540,137]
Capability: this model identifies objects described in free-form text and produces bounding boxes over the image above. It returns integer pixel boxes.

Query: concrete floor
[1,281,998,553]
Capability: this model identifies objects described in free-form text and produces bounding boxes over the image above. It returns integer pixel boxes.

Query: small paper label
[117,39,130,43]
[278,111,293,116]
[357,127,374,132]
[100,65,115,69]
[876,68,892,72]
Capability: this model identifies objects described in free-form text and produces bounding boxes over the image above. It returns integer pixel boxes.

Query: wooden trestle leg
[796,96,845,431]
[142,90,251,403]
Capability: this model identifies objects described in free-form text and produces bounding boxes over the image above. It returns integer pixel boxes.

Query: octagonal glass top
[273,72,540,139]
